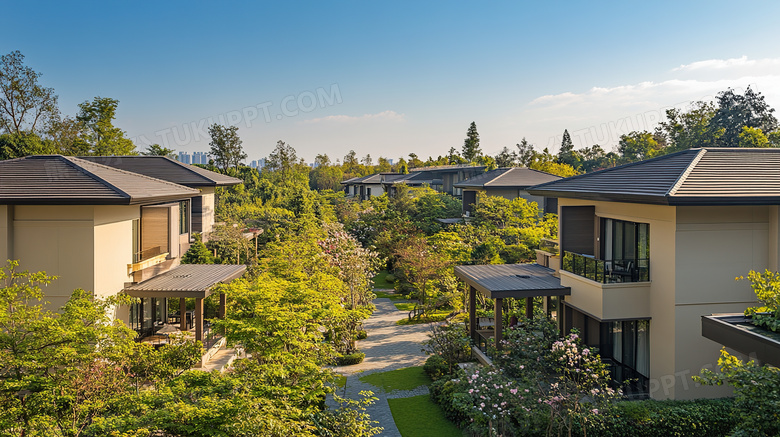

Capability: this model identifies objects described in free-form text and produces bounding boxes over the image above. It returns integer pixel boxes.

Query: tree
[0,131,54,160]
[0,51,59,135]
[657,101,719,152]
[494,146,516,167]
[710,87,778,147]
[141,143,176,157]
[557,129,581,169]
[738,126,771,148]
[181,234,215,264]
[48,116,89,155]
[208,124,246,171]
[617,131,663,163]
[446,147,464,165]
[516,138,538,167]
[462,121,481,162]
[407,153,423,168]
[361,154,373,167]
[376,156,392,173]
[396,157,409,174]
[394,235,450,306]
[77,97,136,155]
[266,140,300,173]
[343,150,359,175]
[314,153,331,167]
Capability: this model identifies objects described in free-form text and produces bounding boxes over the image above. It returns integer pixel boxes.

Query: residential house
[341,164,487,200]
[0,155,245,361]
[452,167,561,216]
[341,173,404,200]
[79,156,242,239]
[407,164,486,197]
[457,148,778,401]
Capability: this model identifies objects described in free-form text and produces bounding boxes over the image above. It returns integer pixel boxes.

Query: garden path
[331,293,431,437]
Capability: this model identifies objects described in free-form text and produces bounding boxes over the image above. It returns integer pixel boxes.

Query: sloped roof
[409,164,486,173]
[0,155,199,205]
[123,264,246,298]
[454,263,571,299]
[79,156,242,187]
[453,167,561,189]
[528,148,780,205]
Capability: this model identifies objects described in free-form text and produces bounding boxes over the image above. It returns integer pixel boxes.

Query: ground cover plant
[359,366,431,393]
[388,395,462,437]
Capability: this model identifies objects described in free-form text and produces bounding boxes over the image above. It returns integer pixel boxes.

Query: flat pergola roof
[455,263,570,299]
[702,314,780,367]
[124,264,246,298]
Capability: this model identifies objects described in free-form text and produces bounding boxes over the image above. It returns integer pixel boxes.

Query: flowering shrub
[318,222,381,310]
[493,315,558,380]
[542,332,620,437]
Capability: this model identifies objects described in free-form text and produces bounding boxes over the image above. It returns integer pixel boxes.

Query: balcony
[562,251,649,284]
[128,245,169,275]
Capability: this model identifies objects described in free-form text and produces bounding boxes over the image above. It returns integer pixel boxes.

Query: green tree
[141,143,176,157]
[494,146,516,167]
[557,129,581,169]
[657,101,719,151]
[738,126,771,148]
[446,147,464,165]
[396,158,409,174]
[0,131,54,160]
[617,131,663,163]
[0,50,59,135]
[48,116,89,155]
[376,156,392,173]
[711,87,778,147]
[181,234,215,264]
[407,153,423,168]
[208,124,246,171]
[76,96,136,155]
[516,138,538,167]
[461,121,481,162]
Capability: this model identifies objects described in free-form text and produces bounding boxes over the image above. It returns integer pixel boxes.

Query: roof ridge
[60,156,131,200]
[667,149,707,197]
[483,168,512,186]
[67,156,198,195]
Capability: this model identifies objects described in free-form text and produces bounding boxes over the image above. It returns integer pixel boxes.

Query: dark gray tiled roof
[123,264,246,298]
[528,148,780,205]
[409,164,486,173]
[0,155,199,205]
[454,263,571,299]
[79,156,242,187]
[454,167,561,189]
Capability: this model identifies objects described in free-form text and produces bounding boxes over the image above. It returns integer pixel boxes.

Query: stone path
[330,294,432,437]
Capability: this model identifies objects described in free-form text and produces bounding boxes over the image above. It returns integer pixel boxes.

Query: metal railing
[562,251,649,283]
[133,246,164,264]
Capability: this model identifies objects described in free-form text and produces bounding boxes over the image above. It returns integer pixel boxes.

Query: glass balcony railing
[562,251,649,283]
[133,246,164,264]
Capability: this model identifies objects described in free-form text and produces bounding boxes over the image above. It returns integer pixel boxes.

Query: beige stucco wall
[199,187,216,235]
[557,198,678,400]
[0,205,12,263]
[12,205,96,311]
[671,206,765,400]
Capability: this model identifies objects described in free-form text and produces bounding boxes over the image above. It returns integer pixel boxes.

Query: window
[131,218,141,263]
[600,218,650,281]
[179,200,190,235]
[603,319,650,396]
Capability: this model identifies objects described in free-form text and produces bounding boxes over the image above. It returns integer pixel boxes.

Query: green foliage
[0,50,59,135]
[617,131,664,163]
[141,143,176,157]
[77,96,136,155]
[711,86,778,148]
[696,349,780,436]
[338,351,366,366]
[586,398,737,437]
[384,273,396,284]
[0,131,55,159]
[181,234,216,264]
[423,355,450,381]
[422,322,471,375]
[740,269,780,328]
[208,124,246,171]
[461,121,481,162]
[313,392,382,437]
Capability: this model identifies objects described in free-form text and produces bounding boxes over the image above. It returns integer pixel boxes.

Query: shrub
[355,330,368,340]
[385,274,396,283]
[338,351,366,366]
[585,398,737,437]
[423,355,449,381]
[429,376,470,428]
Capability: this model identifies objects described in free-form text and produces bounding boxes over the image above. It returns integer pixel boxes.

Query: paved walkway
[330,294,431,437]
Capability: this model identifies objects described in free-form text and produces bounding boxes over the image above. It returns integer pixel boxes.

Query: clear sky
[4,1,780,163]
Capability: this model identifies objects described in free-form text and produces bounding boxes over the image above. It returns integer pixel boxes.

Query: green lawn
[372,270,395,289]
[396,309,451,325]
[333,375,346,388]
[389,395,463,437]
[394,302,416,312]
[374,290,406,300]
[359,366,430,392]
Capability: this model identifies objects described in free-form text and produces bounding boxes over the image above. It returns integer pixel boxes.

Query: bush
[423,355,449,381]
[585,398,737,437]
[385,274,396,283]
[429,376,471,428]
[355,330,368,340]
[338,351,366,366]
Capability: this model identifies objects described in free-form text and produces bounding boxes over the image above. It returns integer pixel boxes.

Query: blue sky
[4,1,780,163]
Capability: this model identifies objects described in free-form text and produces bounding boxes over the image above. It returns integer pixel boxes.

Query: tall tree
[657,101,719,151]
[48,115,89,155]
[446,147,464,165]
[0,51,59,135]
[407,153,423,168]
[461,121,481,162]
[557,129,581,169]
[515,138,537,167]
[77,97,136,155]
[0,131,54,160]
[711,87,778,147]
[617,131,663,163]
[361,154,373,167]
[208,124,246,171]
[494,146,516,167]
[266,140,300,173]
[376,156,392,173]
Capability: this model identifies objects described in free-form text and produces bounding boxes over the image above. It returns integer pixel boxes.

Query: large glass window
[179,200,190,235]
[601,218,650,282]
[604,319,650,396]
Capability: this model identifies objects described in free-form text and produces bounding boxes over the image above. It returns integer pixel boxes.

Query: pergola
[454,263,570,351]
[124,264,247,343]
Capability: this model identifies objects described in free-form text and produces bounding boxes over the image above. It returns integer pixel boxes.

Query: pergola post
[179,298,187,330]
[195,297,204,343]
[494,297,503,350]
[469,286,476,342]
[219,293,226,319]
[526,297,534,319]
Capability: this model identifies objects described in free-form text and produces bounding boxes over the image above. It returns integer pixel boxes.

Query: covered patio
[124,264,247,344]
[454,263,570,361]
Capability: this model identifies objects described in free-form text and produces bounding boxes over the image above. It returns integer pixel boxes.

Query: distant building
[192,152,209,165]
[177,151,191,164]
[249,158,266,169]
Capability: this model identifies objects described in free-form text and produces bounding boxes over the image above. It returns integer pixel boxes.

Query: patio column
[469,286,476,341]
[219,292,226,319]
[526,297,534,319]
[179,298,187,330]
[494,297,503,350]
[195,297,203,343]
